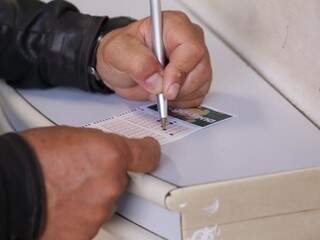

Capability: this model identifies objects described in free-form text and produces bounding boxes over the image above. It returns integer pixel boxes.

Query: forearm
[0,0,133,92]
[0,133,45,239]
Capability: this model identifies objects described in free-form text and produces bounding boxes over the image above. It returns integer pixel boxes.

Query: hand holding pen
[95,7,212,121]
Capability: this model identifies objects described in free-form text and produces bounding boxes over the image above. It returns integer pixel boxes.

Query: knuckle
[108,135,129,155]
[106,154,126,172]
[193,23,205,37]
[108,149,125,164]
[114,32,130,45]
[96,134,130,170]
[170,11,190,22]
[190,42,206,59]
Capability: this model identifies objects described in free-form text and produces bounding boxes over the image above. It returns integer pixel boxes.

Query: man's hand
[97,11,212,108]
[21,126,160,240]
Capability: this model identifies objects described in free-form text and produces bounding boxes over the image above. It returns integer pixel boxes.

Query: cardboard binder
[115,167,320,239]
[168,168,320,239]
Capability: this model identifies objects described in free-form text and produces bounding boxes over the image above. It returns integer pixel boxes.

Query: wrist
[88,34,110,91]
[88,17,136,93]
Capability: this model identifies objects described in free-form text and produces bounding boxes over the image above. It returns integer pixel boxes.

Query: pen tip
[161,118,167,130]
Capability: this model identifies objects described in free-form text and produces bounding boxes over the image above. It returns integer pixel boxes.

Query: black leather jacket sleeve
[0,133,45,239]
[0,1,135,239]
[0,0,133,91]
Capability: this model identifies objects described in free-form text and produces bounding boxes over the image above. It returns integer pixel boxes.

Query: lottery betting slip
[83,104,233,145]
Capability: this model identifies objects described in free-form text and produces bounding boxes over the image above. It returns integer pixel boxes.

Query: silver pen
[150,0,168,130]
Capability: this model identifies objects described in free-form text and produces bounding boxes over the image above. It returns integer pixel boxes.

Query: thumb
[124,137,161,173]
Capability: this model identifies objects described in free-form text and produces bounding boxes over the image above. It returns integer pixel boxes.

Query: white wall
[181,0,320,127]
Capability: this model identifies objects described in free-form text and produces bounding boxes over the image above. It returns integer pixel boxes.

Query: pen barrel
[150,0,168,124]
[150,0,166,66]
[157,93,168,118]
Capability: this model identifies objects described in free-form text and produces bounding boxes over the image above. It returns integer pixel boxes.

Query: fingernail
[145,73,163,94]
[167,83,180,100]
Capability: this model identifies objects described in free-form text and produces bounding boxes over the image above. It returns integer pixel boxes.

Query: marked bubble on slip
[83,104,233,145]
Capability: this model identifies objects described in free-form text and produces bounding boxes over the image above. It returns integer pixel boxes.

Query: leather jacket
[0,1,133,239]
[0,0,133,92]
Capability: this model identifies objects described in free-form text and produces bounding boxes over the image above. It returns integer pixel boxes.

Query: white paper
[83,104,233,145]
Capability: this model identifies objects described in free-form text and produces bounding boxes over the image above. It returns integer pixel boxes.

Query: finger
[114,85,150,101]
[177,80,211,102]
[163,63,186,100]
[163,42,206,99]
[177,53,212,99]
[124,137,161,173]
[163,22,206,99]
[101,34,163,94]
[169,96,204,109]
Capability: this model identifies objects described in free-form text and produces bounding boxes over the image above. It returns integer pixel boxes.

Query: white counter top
[11,0,320,188]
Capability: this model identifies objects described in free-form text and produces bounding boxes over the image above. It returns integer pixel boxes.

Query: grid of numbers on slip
[99,118,167,143]
[121,111,161,131]
[121,111,192,136]
[165,120,193,136]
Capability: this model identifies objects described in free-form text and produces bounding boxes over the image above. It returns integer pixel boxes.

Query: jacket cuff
[0,133,45,239]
